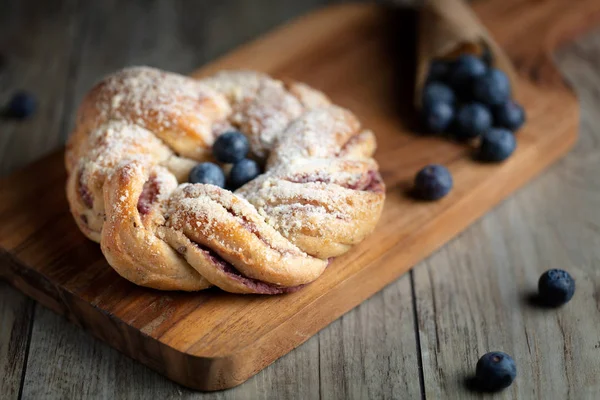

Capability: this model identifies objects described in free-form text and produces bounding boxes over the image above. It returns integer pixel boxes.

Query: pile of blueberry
[421,54,525,162]
[188,131,261,190]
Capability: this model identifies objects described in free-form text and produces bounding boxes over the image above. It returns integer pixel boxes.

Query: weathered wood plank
[8,0,586,393]
[0,0,85,174]
[0,283,33,400]
[0,2,86,398]
[319,274,422,400]
[17,1,379,399]
[413,28,600,399]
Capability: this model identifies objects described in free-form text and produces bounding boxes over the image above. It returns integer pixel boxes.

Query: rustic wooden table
[1,0,600,398]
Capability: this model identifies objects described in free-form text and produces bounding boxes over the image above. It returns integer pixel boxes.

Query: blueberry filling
[286,169,384,194]
[137,176,160,215]
[77,170,94,208]
[190,241,305,294]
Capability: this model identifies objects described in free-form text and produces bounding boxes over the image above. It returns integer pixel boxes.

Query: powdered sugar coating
[65,66,385,293]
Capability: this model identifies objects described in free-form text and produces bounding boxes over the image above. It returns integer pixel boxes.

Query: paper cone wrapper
[415,0,518,108]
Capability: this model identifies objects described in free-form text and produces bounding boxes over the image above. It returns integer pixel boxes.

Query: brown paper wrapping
[415,0,518,108]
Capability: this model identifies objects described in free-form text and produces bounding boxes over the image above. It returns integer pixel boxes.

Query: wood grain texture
[2,0,600,397]
[318,275,422,400]
[2,0,600,392]
[15,1,347,398]
[0,1,86,398]
[0,283,33,400]
[413,26,600,399]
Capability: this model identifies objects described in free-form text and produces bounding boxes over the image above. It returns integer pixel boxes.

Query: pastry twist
[65,67,385,294]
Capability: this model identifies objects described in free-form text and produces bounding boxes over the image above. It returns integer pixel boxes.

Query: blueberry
[476,351,517,392]
[5,91,37,119]
[189,162,225,187]
[414,164,453,201]
[229,159,261,190]
[480,46,494,66]
[454,103,492,140]
[478,128,516,162]
[538,269,575,307]
[494,100,526,131]
[448,54,487,93]
[426,59,452,82]
[422,101,454,133]
[472,68,511,106]
[422,82,455,109]
[213,131,250,163]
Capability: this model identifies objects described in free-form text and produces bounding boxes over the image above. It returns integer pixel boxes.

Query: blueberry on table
[454,102,492,140]
[422,102,454,133]
[189,162,226,187]
[422,82,455,109]
[472,68,511,106]
[448,54,487,92]
[426,59,452,82]
[478,128,516,162]
[414,164,453,201]
[476,351,517,392]
[538,269,575,307]
[494,100,526,131]
[213,131,250,163]
[229,159,261,190]
[5,91,37,119]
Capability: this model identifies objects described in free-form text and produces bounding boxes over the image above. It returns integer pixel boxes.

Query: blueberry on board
[422,101,454,133]
[538,269,575,307]
[494,100,526,131]
[422,82,455,109]
[213,131,250,163]
[426,59,452,82]
[476,352,517,392]
[5,91,37,119]
[448,54,487,93]
[189,162,226,187]
[478,128,516,162]
[229,159,261,190]
[454,103,492,140]
[472,68,511,106]
[414,164,453,201]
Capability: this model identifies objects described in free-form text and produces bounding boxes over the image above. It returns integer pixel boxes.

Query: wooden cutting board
[1,0,600,391]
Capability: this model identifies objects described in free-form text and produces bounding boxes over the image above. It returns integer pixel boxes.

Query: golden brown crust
[65,66,385,294]
[101,162,211,291]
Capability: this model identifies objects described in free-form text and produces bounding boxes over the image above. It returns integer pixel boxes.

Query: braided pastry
[65,67,385,294]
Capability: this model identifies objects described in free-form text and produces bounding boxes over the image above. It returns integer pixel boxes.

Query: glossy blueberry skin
[478,128,516,162]
[476,352,517,392]
[538,269,575,307]
[422,82,455,109]
[6,91,37,119]
[427,59,452,82]
[448,54,487,93]
[188,162,225,187]
[422,101,454,133]
[414,164,453,201]
[494,100,526,132]
[454,103,492,140]
[229,159,261,190]
[212,131,250,163]
[472,68,511,106]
